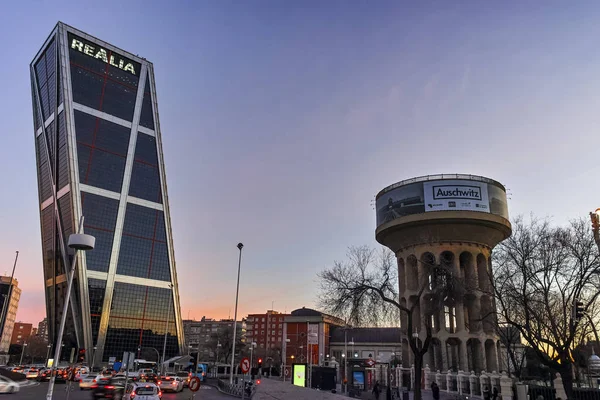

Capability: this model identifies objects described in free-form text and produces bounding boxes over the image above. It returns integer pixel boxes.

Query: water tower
[375,174,511,373]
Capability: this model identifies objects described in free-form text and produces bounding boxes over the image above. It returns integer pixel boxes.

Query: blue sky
[1,1,599,324]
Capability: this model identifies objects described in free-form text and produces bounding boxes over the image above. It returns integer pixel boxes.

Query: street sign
[240,357,250,374]
[284,368,289,376]
[189,377,201,392]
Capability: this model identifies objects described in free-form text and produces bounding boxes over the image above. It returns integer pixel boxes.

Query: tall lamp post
[230,243,244,384]
[138,346,161,368]
[282,338,290,382]
[91,346,97,371]
[249,342,256,375]
[45,345,52,368]
[46,216,95,400]
[161,283,174,375]
[19,343,27,365]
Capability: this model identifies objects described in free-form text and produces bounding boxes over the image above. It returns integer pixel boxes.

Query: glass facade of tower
[31,22,184,365]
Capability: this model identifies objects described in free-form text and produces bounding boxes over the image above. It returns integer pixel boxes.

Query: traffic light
[574,300,586,321]
[190,352,198,372]
[257,358,263,368]
[77,348,86,362]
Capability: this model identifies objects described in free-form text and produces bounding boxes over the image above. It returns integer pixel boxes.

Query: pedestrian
[483,385,491,400]
[433,382,440,400]
[492,387,498,400]
[373,380,381,400]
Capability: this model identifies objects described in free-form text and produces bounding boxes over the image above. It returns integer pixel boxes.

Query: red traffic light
[258,358,262,363]
[256,379,261,384]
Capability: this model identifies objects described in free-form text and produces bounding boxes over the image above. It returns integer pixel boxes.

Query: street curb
[205,381,243,398]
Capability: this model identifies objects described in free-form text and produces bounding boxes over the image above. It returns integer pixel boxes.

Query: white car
[0,376,19,394]
[79,375,97,390]
[25,368,39,379]
[125,382,161,399]
[159,375,183,392]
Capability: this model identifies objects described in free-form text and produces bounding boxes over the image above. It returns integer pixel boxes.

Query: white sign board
[423,180,490,213]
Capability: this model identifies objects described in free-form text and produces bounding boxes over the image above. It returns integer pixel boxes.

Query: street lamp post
[45,345,52,368]
[230,243,244,384]
[138,346,160,369]
[46,216,95,400]
[283,338,290,382]
[91,346,97,371]
[249,342,256,376]
[19,343,27,365]
[161,283,174,376]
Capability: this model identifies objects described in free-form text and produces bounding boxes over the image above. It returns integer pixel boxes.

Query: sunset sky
[1,1,599,326]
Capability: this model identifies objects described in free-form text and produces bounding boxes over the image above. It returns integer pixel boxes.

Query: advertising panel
[423,180,490,213]
[292,364,306,387]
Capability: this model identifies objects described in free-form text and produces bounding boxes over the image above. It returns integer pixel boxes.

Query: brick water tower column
[374,175,511,373]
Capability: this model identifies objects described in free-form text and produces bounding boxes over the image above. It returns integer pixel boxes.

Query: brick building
[11,323,33,345]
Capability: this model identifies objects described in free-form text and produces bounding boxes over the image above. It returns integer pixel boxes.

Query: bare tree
[491,216,600,398]
[497,324,526,378]
[318,245,463,400]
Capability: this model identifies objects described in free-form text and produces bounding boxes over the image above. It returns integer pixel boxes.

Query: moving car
[91,376,126,399]
[138,372,159,384]
[25,368,39,379]
[37,369,52,382]
[124,382,162,400]
[176,371,191,387]
[79,374,97,390]
[0,376,19,394]
[158,375,183,392]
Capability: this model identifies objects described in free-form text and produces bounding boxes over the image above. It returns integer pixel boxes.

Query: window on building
[278,324,282,328]
[260,343,264,348]
[262,318,265,322]
[272,330,275,335]
[261,331,264,335]
[445,305,457,333]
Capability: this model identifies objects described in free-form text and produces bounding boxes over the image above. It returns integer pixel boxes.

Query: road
[9,380,230,400]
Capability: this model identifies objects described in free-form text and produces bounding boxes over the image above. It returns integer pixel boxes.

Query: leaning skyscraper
[30,22,184,366]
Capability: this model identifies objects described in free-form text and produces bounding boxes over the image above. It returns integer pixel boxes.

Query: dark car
[91,376,126,399]
[37,368,68,382]
[138,372,159,384]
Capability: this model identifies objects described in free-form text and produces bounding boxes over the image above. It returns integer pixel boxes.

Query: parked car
[158,375,183,392]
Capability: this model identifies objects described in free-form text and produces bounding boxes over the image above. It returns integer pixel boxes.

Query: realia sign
[69,35,138,75]
[424,180,489,213]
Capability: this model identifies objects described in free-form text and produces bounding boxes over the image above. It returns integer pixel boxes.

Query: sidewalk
[252,379,464,400]
[253,378,347,400]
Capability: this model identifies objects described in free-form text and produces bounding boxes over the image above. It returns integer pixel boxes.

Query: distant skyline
[1,1,600,325]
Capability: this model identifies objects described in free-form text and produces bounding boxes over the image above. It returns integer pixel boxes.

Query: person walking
[432,382,440,400]
[373,381,381,400]
[483,386,491,400]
